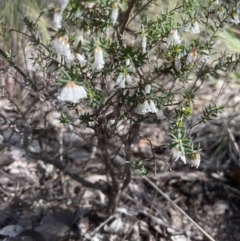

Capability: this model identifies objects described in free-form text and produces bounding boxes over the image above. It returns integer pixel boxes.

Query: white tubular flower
[126,59,135,73]
[76,53,87,66]
[182,22,191,32]
[58,81,87,103]
[175,57,182,71]
[190,152,201,168]
[111,2,119,25]
[53,8,62,29]
[59,0,69,13]
[172,30,181,44]
[149,100,158,113]
[191,20,200,34]
[105,25,111,38]
[116,73,125,88]
[156,109,165,120]
[125,74,133,85]
[142,34,147,53]
[144,84,151,94]
[186,49,198,65]
[92,46,105,71]
[167,30,181,46]
[230,11,240,25]
[172,147,186,164]
[217,6,225,18]
[135,100,158,115]
[52,35,74,63]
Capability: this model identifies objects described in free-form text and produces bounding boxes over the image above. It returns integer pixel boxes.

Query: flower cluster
[135,100,158,115]
[115,73,133,88]
[185,20,200,34]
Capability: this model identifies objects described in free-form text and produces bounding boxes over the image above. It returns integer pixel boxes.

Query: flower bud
[111,2,119,25]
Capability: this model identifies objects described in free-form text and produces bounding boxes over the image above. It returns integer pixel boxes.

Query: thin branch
[214,61,235,104]
[0,48,27,79]
[121,122,140,191]
[126,0,154,28]
[120,0,138,35]
[89,214,116,236]
[143,175,216,241]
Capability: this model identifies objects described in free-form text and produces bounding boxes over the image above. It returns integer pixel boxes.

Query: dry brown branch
[143,175,216,241]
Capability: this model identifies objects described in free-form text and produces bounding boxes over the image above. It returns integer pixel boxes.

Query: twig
[89,214,116,236]
[122,122,140,191]
[120,0,138,35]
[142,175,216,241]
[224,122,240,164]
[214,60,235,105]
[190,61,235,135]
[120,220,139,241]
[126,0,154,28]
[0,48,27,79]
[59,127,64,161]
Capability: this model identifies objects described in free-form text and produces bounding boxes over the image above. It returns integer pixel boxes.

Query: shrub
[1,0,238,212]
